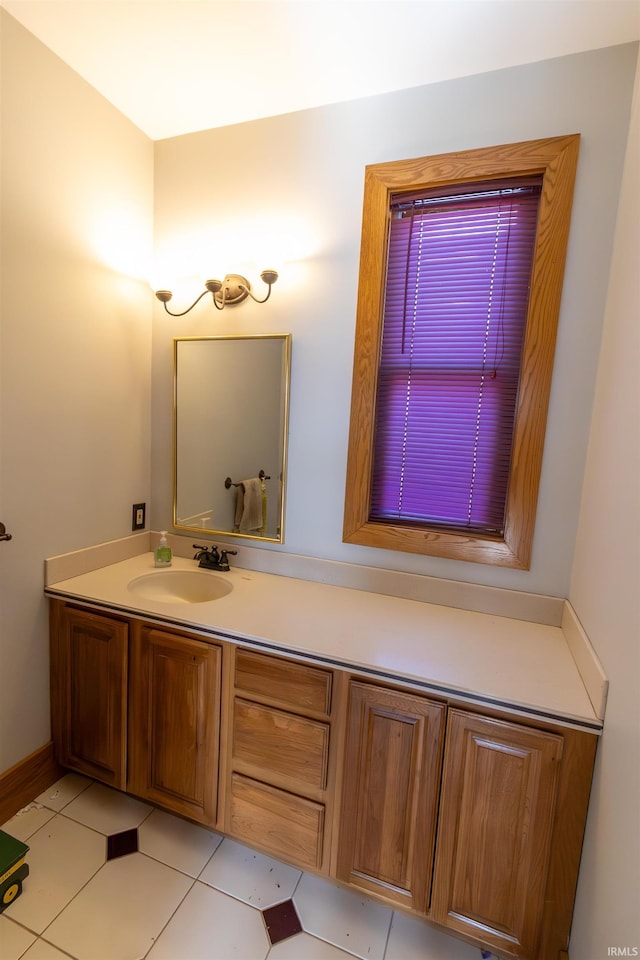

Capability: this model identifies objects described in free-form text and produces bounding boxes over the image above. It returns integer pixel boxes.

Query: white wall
[152,43,638,599]
[0,11,154,771]
[569,59,640,956]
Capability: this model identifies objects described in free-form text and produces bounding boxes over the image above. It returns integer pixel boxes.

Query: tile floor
[1,775,486,960]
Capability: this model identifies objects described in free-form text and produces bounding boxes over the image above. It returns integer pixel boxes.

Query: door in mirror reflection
[174,335,291,543]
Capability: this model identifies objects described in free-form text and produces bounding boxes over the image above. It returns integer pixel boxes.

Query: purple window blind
[371,178,542,534]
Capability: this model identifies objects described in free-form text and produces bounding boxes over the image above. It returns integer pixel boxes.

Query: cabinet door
[431,710,563,959]
[50,604,128,789]
[337,682,445,913]
[128,626,221,826]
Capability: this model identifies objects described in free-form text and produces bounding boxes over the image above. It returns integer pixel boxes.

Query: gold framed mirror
[173,334,291,542]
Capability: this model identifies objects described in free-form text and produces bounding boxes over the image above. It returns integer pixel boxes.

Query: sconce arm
[239,269,278,304]
[156,288,211,317]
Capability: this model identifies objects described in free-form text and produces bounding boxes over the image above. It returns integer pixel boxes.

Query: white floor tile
[146,880,270,960]
[0,916,36,960]
[200,837,302,908]
[43,852,192,960]
[138,809,223,877]
[61,782,152,835]
[1,804,55,842]
[34,774,92,812]
[4,815,105,934]
[268,931,362,960]
[293,874,392,960]
[4,777,487,960]
[20,939,74,960]
[385,911,482,960]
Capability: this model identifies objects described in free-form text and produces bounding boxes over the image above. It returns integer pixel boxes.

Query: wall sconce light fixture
[155,270,278,316]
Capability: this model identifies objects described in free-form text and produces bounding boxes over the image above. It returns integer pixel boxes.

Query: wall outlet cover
[132,503,146,531]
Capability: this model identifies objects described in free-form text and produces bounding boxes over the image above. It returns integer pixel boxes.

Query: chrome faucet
[193,544,237,571]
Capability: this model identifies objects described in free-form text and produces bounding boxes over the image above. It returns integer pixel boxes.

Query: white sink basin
[127,570,233,604]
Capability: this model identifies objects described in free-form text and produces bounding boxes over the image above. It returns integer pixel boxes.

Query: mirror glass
[173,334,291,542]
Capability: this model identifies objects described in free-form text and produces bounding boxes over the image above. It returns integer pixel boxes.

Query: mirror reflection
[173,335,291,542]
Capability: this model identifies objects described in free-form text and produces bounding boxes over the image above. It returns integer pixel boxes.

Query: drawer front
[233,699,329,790]
[235,649,332,715]
[229,773,325,871]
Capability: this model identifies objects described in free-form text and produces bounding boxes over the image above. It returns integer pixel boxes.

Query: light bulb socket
[260,269,279,286]
[155,290,173,303]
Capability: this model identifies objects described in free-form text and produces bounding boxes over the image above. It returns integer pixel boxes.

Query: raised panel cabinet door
[128,626,221,825]
[51,604,128,789]
[337,682,446,913]
[431,710,563,959]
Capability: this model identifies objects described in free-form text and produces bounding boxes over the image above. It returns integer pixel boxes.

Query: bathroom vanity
[46,552,603,960]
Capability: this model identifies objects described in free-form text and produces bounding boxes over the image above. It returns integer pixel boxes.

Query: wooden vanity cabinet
[336,679,598,960]
[226,648,338,872]
[50,601,223,827]
[50,601,128,789]
[49,599,598,960]
[127,623,222,826]
[336,681,446,913]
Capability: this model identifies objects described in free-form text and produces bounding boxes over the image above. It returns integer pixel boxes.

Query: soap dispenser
[154,531,172,568]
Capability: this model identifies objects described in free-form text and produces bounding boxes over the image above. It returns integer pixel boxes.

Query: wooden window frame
[343,135,580,569]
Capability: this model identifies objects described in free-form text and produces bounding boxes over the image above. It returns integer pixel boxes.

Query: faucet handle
[193,544,220,560]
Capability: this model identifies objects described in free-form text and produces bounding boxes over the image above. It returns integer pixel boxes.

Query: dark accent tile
[106,828,139,860]
[263,898,303,945]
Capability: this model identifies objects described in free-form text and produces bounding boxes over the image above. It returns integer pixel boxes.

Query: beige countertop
[45,552,602,732]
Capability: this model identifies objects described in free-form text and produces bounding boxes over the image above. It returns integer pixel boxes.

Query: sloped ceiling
[2,0,639,140]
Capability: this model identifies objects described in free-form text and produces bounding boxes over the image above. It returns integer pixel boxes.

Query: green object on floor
[0,828,29,912]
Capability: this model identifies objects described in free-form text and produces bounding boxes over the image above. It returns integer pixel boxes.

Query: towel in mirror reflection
[234,478,267,534]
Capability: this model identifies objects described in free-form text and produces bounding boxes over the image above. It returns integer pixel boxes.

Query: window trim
[343,135,580,569]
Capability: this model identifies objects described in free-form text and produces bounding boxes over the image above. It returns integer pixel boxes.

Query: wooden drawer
[233,699,329,790]
[229,773,325,871]
[235,649,332,716]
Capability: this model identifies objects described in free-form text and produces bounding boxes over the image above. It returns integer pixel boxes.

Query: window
[343,136,580,568]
